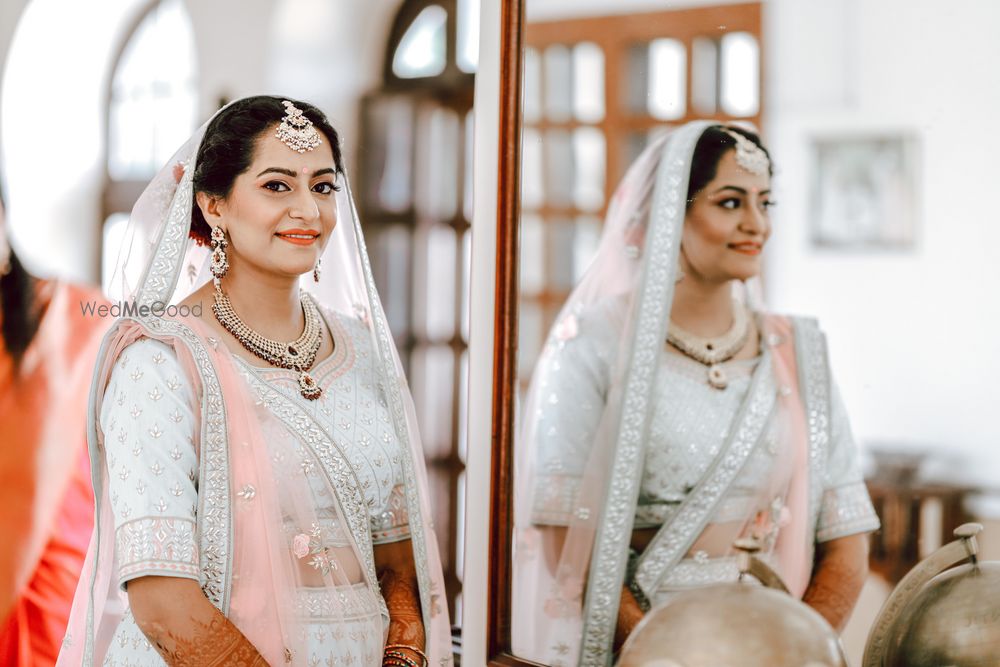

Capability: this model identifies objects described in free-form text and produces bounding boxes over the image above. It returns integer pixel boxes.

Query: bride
[58,96,451,666]
[513,121,880,666]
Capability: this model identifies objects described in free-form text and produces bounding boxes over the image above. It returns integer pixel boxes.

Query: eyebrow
[256,167,337,178]
[710,185,771,196]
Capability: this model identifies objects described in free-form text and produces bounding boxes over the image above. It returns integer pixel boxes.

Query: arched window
[359,0,475,632]
[102,0,198,291]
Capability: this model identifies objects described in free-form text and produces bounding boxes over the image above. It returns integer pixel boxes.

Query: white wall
[764,0,1000,486]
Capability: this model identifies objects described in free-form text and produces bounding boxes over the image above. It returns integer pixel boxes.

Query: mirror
[489,1,1000,665]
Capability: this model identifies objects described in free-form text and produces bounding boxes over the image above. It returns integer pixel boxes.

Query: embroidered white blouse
[530,303,879,546]
[99,310,406,665]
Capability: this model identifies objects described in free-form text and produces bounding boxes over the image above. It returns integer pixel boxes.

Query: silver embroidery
[578,121,713,666]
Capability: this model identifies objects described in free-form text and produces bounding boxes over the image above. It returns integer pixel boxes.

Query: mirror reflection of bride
[512,122,880,666]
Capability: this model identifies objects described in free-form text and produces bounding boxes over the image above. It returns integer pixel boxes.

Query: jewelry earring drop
[210,226,229,292]
[313,258,322,283]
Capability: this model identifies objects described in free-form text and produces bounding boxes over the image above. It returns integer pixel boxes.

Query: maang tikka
[720,127,770,176]
[210,226,229,292]
[276,100,322,153]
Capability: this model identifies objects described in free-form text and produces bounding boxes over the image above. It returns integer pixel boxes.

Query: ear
[195,191,225,225]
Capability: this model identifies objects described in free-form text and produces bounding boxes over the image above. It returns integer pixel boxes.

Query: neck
[217,260,303,340]
[670,276,737,336]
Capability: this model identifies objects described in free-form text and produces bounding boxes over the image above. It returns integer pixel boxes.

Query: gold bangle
[384,644,428,667]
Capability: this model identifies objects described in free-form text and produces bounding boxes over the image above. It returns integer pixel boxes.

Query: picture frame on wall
[810,134,919,249]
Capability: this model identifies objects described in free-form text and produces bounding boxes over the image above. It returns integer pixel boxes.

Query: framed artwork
[810,135,919,249]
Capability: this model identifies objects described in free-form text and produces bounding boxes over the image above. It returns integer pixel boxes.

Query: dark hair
[685,125,772,206]
[190,95,344,246]
[0,181,42,371]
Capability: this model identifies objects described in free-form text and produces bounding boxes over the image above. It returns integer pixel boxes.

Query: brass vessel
[618,540,847,667]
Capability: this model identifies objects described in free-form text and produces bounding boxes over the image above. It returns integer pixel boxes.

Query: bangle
[384,644,428,667]
[383,657,419,667]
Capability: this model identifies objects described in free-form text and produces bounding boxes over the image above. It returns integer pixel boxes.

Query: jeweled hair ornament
[720,127,770,176]
[276,100,322,153]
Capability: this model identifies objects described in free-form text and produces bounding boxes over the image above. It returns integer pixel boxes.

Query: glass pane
[415,106,460,220]
[691,37,718,115]
[392,5,447,79]
[543,44,572,122]
[573,42,604,122]
[720,32,760,117]
[520,214,544,295]
[457,0,479,73]
[648,38,687,120]
[426,466,452,569]
[411,345,455,456]
[523,47,542,124]
[108,0,197,179]
[374,226,412,341]
[574,215,602,281]
[573,127,605,212]
[518,301,544,378]
[365,96,414,213]
[544,129,573,208]
[415,224,457,341]
[101,213,130,295]
[521,128,544,210]
[456,471,467,580]
[546,218,576,291]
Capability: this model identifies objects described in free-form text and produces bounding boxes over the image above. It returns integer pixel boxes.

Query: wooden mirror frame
[486,0,529,664]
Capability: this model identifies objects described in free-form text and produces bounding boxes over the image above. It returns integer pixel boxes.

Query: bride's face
[213,127,339,280]
[681,148,772,284]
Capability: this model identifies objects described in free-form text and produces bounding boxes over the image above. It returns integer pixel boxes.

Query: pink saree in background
[0,281,108,666]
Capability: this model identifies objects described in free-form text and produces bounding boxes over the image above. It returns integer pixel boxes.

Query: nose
[739,198,768,236]
[289,187,320,222]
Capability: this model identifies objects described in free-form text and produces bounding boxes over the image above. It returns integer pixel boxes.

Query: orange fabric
[0,281,107,666]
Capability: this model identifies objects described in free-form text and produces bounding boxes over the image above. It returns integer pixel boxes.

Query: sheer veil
[58,100,452,665]
[512,121,812,666]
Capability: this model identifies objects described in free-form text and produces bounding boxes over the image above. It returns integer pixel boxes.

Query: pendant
[707,364,728,390]
[298,371,322,400]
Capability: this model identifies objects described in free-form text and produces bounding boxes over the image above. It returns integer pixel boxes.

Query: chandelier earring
[313,258,322,283]
[210,226,229,292]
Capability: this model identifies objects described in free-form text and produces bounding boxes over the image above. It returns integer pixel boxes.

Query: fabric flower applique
[292,524,339,576]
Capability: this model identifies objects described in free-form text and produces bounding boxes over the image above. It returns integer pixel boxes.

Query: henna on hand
[144,615,268,667]
[381,568,425,656]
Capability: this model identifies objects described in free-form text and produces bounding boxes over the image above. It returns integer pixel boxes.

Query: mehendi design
[381,568,425,657]
[147,615,268,667]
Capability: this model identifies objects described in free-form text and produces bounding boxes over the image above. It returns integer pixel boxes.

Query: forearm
[127,577,267,666]
[381,568,425,651]
[801,534,869,632]
[613,585,645,652]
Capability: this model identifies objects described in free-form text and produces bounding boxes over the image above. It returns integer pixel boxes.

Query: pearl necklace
[667,301,750,390]
[212,290,324,400]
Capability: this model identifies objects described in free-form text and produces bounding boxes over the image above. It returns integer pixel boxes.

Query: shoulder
[106,337,188,388]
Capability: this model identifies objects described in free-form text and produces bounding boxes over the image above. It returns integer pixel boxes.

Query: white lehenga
[100,309,408,666]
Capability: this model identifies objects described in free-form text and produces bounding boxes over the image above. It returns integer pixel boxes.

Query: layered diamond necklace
[213,290,325,400]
